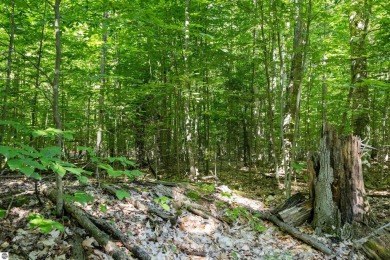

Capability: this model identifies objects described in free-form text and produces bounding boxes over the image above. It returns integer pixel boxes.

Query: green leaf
[115,189,131,200]
[77,146,96,156]
[7,159,23,170]
[40,146,62,158]
[98,163,113,171]
[64,192,94,205]
[51,163,66,177]
[124,170,144,179]
[8,158,45,171]
[154,196,171,211]
[29,172,41,180]
[77,175,89,184]
[63,131,74,140]
[28,213,64,234]
[161,204,170,211]
[0,209,6,219]
[64,167,84,175]
[32,129,48,138]
[100,204,107,212]
[20,165,34,176]
[0,146,13,159]
[107,157,135,166]
[107,169,123,177]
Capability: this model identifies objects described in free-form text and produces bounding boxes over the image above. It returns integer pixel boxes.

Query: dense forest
[0,0,389,259]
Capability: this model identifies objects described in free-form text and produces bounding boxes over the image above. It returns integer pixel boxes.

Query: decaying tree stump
[308,124,370,238]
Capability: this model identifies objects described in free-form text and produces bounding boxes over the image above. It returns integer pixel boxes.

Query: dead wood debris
[44,188,150,260]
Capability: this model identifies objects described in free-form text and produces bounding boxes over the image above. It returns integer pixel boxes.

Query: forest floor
[0,162,389,260]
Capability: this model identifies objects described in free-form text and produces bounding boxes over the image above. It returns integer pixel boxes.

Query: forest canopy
[0,0,389,187]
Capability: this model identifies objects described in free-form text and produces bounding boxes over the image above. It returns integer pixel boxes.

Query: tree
[52,0,63,216]
[349,0,371,139]
[0,0,15,147]
[283,0,311,198]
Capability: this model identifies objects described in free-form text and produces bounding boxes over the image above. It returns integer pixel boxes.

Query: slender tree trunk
[274,0,288,184]
[0,0,15,147]
[184,0,197,177]
[283,0,310,198]
[32,2,47,133]
[260,0,278,172]
[350,0,371,139]
[53,0,63,216]
[96,12,108,184]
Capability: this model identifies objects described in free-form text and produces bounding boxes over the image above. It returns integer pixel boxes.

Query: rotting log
[272,192,306,214]
[277,200,312,227]
[88,214,151,260]
[260,212,332,255]
[45,189,130,260]
[101,183,177,223]
[354,223,390,259]
[70,227,85,260]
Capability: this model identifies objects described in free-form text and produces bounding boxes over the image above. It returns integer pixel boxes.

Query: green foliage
[221,192,232,198]
[230,252,240,260]
[107,157,135,167]
[100,204,108,212]
[28,213,64,234]
[64,192,94,205]
[225,207,266,232]
[200,184,215,194]
[185,190,201,201]
[114,189,131,200]
[0,209,6,219]
[291,162,305,173]
[215,201,227,208]
[32,128,74,140]
[154,196,171,211]
[0,142,93,182]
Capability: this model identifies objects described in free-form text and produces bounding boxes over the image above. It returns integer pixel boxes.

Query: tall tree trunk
[32,2,47,135]
[53,0,63,216]
[96,12,108,184]
[260,0,278,173]
[184,0,197,176]
[283,0,309,198]
[275,0,288,184]
[0,0,15,147]
[350,0,371,139]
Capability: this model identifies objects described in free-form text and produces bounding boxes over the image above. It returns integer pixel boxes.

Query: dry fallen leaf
[82,237,97,248]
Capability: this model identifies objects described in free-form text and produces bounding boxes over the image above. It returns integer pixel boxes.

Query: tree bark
[0,0,15,147]
[53,0,64,216]
[349,0,371,139]
[96,11,108,184]
[311,124,370,238]
[283,0,310,198]
[45,189,131,260]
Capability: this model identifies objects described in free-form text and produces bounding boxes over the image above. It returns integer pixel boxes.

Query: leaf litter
[0,177,376,259]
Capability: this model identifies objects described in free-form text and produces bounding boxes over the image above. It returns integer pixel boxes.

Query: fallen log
[70,227,85,260]
[215,187,332,255]
[45,189,130,260]
[272,192,306,214]
[88,214,151,260]
[101,183,176,223]
[354,223,390,259]
[277,200,312,226]
[260,212,332,255]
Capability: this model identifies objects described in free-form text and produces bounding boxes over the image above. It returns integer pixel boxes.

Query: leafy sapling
[154,196,171,211]
[27,213,64,234]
